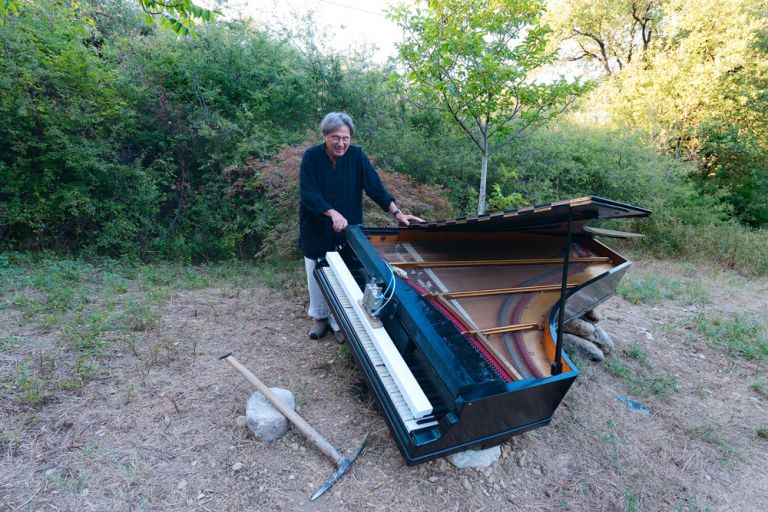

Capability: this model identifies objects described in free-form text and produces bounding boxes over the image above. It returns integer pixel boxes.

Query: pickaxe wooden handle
[219,352,367,501]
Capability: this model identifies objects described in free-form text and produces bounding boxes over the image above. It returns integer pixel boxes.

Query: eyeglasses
[328,136,350,143]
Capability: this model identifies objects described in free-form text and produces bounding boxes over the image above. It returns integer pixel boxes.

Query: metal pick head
[310,433,368,501]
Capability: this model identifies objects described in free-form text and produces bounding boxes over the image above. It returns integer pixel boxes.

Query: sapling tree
[389,0,587,214]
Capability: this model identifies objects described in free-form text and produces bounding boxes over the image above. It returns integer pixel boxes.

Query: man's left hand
[395,212,426,227]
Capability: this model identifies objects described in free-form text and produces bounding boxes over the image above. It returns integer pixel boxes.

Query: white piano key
[321,261,437,432]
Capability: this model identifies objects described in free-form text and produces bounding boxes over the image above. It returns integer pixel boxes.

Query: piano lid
[404,196,651,235]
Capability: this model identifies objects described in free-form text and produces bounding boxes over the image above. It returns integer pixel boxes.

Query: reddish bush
[233,142,454,258]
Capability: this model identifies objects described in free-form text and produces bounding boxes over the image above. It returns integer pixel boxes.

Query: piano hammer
[219,352,368,501]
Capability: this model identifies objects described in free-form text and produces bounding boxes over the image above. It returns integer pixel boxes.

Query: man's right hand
[325,209,348,233]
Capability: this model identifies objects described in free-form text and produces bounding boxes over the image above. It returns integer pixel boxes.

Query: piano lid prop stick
[218,352,368,501]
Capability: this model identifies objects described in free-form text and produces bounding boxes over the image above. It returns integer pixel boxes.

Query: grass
[605,343,678,400]
[690,312,768,361]
[691,423,741,465]
[617,274,709,305]
[624,487,640,512]
[0,252,304,406]
[750,377,768,398]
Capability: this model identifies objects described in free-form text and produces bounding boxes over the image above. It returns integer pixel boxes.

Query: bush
[246,143,454,258]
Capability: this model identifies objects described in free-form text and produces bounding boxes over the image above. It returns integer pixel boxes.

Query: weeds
[691,423,740,465]
[750,377,768,398]
[605,343,678,399]
[624,487,640,512]
[690,312,768,360]
[617,275,710,305]
[675,495,714,512]
[758,428,768,440]
[15,363,45,404]
[1,254,298,407]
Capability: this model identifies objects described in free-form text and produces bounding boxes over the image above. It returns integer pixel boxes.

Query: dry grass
[1,257,767,511]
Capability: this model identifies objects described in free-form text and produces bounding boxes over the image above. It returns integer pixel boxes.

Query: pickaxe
[219,352,368,501]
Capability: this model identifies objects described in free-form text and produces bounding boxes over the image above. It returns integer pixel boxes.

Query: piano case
[314,196,651,464]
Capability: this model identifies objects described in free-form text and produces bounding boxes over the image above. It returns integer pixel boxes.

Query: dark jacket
[299,143,394,259]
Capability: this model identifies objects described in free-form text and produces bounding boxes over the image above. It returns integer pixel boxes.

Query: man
[299,112,424,343]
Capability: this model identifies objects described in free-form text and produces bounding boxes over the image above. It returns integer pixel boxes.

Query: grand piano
[314,196,650,464]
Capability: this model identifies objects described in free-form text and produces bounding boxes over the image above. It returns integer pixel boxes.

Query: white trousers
[304,257,339,331]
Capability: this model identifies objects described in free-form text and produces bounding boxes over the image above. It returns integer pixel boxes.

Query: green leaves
[138,0,220,36]
[389,0,587,213]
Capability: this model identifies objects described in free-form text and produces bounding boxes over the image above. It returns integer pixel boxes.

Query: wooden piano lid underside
[372,236,615,380]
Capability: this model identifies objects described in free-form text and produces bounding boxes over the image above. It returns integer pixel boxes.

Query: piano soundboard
[314,196,651,464]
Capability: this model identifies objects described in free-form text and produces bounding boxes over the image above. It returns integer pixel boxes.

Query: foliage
[137,0,219,35]
[545,0,664,76]
[389,0,588,214]
[1,0,767,274]
[1,0,218,34]
[0,0,156,256]
[556,0,768,226]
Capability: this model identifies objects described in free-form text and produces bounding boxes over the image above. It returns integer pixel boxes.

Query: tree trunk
[477,135,489,215]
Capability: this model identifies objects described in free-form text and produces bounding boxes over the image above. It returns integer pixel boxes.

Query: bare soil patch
[1,259,767,511]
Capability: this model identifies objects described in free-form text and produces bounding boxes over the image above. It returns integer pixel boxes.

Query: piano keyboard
[322,253,438,433]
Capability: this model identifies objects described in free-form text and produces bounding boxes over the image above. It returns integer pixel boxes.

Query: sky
[227,0,406,63]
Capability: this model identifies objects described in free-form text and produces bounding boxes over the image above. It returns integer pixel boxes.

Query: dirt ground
[1,258,767,511]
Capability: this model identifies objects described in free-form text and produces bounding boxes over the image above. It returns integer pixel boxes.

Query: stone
[245,388,295,443]
[447,446,501,469]
[590,325,615,354]
[562,333,605,362]
[232,462,245,472]
[584,307,603,322]
[564,317,596,339]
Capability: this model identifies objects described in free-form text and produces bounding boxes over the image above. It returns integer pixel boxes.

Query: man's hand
[327,210,348,232]
[395,212,426,227]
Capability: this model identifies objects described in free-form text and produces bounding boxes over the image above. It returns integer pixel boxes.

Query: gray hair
[320,112,355,136]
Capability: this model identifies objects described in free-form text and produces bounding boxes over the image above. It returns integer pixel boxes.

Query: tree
[602,0,768,224]
[389,0,587,214]
[545,0,664,76]
[136,0,220,35]
[1,0,219,34]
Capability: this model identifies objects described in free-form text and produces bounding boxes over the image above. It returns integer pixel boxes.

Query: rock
[245,388,295,443]
[564,317,596,339]
[235,415,247,428]
[232,462,245,472]
[448,446,501,469]
[462,478,472,491]
[428,476,439,483]
[584,307,602,322]
[562,333,605,362]
[177,480,188,490]
[590,325,615,354]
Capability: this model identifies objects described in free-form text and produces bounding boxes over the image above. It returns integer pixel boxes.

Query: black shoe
[309,318,330,339]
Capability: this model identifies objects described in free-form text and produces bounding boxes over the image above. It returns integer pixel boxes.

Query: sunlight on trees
[552,0,768,226]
